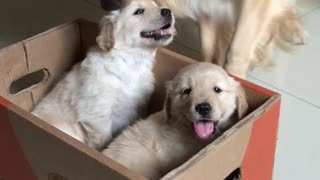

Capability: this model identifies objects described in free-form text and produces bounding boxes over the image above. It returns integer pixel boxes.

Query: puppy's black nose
[195,102,212,117]
[161,8,171,17]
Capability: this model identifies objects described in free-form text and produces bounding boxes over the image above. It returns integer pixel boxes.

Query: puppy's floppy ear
[230,77,249,119]
[96,16,117,51]
[164,81,173,122]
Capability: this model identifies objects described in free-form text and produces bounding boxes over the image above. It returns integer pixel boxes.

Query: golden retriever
[151,0,306,78]
[32,0,176,150]
[102,62,249,179]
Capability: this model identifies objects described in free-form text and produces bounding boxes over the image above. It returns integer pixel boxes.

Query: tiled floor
[1,0,319,179]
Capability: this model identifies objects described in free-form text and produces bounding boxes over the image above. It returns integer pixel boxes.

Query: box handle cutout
[9,69,50,95]
[225,168,241,180]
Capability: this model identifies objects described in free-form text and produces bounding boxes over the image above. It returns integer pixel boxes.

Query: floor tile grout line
[248,75,320,109]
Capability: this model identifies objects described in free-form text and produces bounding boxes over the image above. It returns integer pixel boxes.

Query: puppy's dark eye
[133,8,144,15]
[213,86,222,93]
[182,88,192,95]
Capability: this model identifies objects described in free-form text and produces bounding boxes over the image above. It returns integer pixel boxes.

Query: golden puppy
[102,62,249,179]
[151,0,306,78]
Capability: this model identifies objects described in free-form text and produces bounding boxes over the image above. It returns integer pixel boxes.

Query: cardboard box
[0,19,281,180]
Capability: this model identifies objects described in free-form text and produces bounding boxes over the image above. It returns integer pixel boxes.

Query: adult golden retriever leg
[200,17,217,63]
[225,0,275,78]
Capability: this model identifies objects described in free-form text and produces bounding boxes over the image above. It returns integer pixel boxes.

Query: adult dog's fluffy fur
[31,0,176,150]
[103,63,249,179]
[151,0,306,78]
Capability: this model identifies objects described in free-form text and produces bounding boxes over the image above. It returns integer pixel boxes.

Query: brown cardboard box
[0,19,281,180]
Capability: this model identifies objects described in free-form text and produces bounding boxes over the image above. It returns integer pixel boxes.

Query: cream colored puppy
[31,0,176,150]
[103,63,249,179]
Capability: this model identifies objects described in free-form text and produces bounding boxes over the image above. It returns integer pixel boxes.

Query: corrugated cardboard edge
[162,95,280,179]
[235,75,279,97]
[0,96,11,107]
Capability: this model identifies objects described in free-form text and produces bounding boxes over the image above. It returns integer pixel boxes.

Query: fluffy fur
[103,63,249,179]
[32,0,176,150]
[151,0,306,78]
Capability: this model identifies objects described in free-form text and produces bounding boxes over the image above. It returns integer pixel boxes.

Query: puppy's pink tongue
[193,121,215,139]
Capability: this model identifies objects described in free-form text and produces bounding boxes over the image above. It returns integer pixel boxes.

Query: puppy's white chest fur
[100,48,156,135]
[32,47,156,149]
